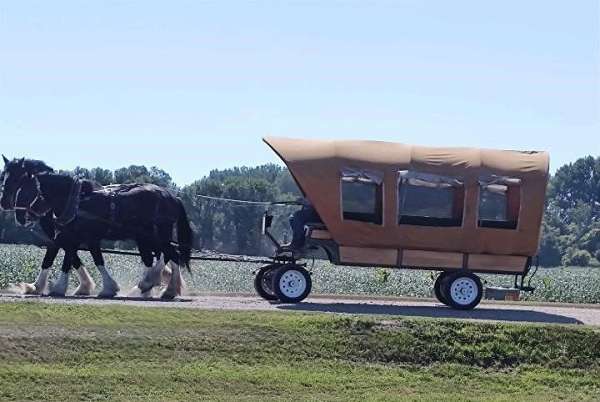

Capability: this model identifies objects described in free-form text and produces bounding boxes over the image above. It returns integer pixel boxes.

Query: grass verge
[1,302,599,401]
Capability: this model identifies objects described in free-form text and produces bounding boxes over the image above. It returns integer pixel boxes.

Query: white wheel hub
[278,269,307,298]
[449,277,478,305]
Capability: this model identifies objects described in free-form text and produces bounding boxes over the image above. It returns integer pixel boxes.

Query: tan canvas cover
[265,136,549,257]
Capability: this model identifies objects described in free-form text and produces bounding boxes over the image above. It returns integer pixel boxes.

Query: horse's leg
[142,254,165,298]
[90,244,120,298]
[20,246,58,295]
[161,244,182,300]
[49,248,75,297]
[72,251,96,296]
[137,245,164,295]
[167,260,183,292]
[161,262,173,288]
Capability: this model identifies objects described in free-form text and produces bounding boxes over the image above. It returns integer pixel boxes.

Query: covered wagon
[256,136,549,309]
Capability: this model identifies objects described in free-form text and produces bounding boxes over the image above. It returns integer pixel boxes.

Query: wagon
[255,137,549,310]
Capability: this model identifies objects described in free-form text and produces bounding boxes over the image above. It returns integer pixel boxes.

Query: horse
[1,157,193,299]
[16,183,178,297]
[1,156,96,295]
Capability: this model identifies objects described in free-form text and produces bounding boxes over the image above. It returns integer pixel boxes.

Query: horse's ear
[2,155,8,165]
[18,158,25,168]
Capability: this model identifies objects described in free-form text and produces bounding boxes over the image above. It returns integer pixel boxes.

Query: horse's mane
[81,179,102,194]
[20,159,54,174]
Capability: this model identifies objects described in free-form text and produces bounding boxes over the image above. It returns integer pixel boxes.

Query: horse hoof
[97,286,120,299]
[98,279,120,299]
[137,282,153,295]
[97,291,118,299]
[48,291,67,298]
[73,284,96,296]
[20,282,42,295]
[73,288,92,296]
[160,291,176,300]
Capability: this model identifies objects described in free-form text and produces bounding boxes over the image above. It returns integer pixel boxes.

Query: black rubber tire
[254,264,280,301]
[272,264,312,303]
[434,272,451,305]
[443,271,483,310]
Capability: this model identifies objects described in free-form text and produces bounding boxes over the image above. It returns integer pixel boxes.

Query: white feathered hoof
[137,280,154,295]
[48,272,69,297]
[128,285,154,299]
[97,280,120,299]
[20,282,43,295]
[138,268,162,294]
[48,285,68,297]
[127,285,142,297]
[160,289,177,300]
[73,281,96,296]
[97,289,119,299]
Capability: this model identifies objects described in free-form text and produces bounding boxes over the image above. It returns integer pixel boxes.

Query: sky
[1,0,599,185]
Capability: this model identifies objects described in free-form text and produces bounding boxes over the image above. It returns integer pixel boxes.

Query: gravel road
[2,292,600,326]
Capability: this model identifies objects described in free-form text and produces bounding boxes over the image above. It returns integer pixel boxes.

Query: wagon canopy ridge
[263,136,549,180]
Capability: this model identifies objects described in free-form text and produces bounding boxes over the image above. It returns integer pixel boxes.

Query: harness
[55,178,82,227]
[10,174,167,244]
[11,174,82,227]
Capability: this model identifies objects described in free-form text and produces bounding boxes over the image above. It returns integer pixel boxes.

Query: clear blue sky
[1,1,598,185]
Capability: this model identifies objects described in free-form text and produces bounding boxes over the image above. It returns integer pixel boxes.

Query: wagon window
[398,171,464,227]
[478,177,520,229]
[341,168,383,225]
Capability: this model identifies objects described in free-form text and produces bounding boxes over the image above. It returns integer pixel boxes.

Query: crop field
[1,244,600,303]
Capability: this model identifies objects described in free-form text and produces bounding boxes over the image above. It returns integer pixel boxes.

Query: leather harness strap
[55,178,82,227]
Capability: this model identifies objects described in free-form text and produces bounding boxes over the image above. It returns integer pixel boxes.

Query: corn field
[1,244,599,304]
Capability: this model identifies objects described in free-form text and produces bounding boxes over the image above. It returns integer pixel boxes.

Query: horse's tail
[176,199,193,273]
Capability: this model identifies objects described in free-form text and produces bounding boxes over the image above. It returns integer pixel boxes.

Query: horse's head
[1,155,53,210]
[14,174,52,226]
[1,156,26,210]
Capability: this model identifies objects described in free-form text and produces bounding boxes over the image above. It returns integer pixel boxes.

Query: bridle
[1,170,28,208]
[0,170,7,196]
[13,174,52,219]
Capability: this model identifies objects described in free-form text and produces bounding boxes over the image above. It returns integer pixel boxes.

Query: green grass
[2,243,600,303]
[1,302,599,401]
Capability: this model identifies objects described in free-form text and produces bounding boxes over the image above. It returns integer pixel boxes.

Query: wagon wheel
[271,264,312,303]
[254,264,281,301]
[442,271,483,310]
[433,272,451,306]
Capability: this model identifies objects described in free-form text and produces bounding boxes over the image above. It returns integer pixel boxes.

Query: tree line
[1,157,599,267]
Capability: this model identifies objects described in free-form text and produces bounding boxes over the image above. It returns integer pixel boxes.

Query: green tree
[114,165,175,188]
[548,156,600,218]
[179,164,300,255]
[89,168,114,185]
[539,156,600,267]
[221,177,278,255]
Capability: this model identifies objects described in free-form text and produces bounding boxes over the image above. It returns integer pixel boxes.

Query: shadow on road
[277,302,584,325]
[0,293,193,303]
